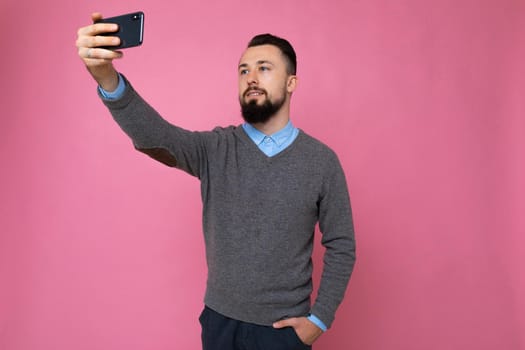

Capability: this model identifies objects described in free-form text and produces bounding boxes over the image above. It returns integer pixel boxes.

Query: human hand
[76,13,123,91]
[273,317,323,346]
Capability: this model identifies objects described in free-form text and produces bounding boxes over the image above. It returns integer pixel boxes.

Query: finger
[77,22,119,38]
[77,34,120,50]
[83,47,123,60]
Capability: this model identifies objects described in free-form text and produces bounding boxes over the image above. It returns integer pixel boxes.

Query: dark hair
[247,34,297,75]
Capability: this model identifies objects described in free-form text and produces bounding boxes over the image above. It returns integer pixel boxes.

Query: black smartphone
[95,11,144,49]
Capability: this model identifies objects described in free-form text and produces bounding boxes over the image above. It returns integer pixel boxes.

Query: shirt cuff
[98,73,126,100]
[307,313,327,332]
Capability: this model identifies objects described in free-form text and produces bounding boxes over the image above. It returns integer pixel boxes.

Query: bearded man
[76,13,356,350]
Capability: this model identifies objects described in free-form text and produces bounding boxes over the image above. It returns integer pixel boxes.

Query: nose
[246,70,258,86]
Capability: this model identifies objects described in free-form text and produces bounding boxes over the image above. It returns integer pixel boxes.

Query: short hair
[247,34,297,75]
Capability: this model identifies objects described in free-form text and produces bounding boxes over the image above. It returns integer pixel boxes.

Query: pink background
[1,0,524,349]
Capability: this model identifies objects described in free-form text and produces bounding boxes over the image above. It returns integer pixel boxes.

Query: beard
[240,88,286,124]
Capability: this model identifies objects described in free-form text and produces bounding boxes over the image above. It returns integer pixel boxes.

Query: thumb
[91,12,103,22]
[273,318,295,329]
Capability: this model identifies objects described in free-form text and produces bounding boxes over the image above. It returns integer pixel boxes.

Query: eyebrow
[238,60,275,70]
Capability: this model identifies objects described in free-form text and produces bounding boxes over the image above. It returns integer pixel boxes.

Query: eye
[259,66,270,72]
[239,69,249,75]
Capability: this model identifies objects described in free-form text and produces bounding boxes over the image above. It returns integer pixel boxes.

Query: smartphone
[95,11,144,49]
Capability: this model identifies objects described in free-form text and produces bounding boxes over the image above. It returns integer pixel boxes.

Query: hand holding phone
[95,11,145,50]
[76,12,144,91]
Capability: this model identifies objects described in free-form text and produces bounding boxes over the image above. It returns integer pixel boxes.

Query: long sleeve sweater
[101,78,356,328]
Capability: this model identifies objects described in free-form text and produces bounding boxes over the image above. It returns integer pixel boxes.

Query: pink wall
[1,0,523,349]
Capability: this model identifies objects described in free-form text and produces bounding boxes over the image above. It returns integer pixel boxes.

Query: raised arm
[76,13,211,177]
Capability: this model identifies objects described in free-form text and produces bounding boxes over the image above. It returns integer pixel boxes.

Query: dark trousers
[199,306,312,350]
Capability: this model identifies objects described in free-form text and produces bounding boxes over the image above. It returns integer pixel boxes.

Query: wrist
[98,73,126,100]
[89,65,119,92]
[307,314,327,332]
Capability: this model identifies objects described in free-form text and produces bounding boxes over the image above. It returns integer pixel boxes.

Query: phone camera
[132,15,139,20]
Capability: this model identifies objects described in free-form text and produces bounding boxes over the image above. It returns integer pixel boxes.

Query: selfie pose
[76,12,356,350]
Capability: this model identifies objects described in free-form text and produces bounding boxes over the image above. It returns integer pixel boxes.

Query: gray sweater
[101,79,356,328]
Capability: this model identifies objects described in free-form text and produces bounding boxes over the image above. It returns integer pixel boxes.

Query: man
[76,12,356,350]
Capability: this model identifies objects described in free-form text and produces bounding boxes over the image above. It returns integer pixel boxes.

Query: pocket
[286,327,311,349]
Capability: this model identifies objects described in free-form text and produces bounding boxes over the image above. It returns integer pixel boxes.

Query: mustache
[243,87,267,98]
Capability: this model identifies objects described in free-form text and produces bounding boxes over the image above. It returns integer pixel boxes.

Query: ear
[287,75,298,93]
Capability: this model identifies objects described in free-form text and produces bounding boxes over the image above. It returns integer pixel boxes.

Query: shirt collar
[242,120,296,147]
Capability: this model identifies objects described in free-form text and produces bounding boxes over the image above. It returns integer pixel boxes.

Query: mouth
[244,89,266,98]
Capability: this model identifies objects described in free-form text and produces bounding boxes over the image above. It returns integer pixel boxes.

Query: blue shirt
[242,121,299,157]
[99,75,327,331]
[98,73,127,100]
